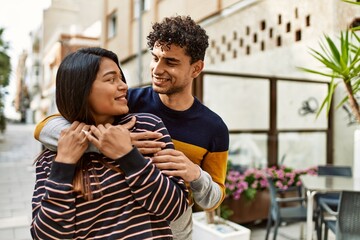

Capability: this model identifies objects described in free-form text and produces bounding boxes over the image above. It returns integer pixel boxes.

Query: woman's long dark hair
[56,47,125,125]
[54,47,125,200]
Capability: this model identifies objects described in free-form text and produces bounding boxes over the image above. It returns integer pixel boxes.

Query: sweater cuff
[190,167,208,191]
[117,147,148,176]
[49,161,76,184]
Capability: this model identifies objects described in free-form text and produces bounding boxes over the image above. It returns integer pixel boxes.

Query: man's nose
[152,61,164,74]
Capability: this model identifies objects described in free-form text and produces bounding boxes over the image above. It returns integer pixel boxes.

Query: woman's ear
[191,60,204,78]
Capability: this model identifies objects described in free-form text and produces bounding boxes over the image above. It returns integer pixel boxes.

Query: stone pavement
[0,122,42,240]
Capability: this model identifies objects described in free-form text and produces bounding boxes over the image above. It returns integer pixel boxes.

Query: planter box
[192,212,251,240]
[222,190,270,224]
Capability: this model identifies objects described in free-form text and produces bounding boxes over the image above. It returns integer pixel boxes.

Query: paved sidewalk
[0,123,42,240]
[0,122,335,240]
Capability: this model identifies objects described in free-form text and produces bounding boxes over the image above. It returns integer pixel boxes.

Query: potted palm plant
[298,25,360,119]
[298,0,360,176]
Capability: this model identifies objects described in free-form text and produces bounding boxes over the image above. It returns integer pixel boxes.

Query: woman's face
[88,57,129,125]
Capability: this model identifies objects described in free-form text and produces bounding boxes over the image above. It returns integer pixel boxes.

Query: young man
[35,15,229,240]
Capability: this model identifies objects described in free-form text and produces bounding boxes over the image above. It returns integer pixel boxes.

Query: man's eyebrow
[151,52,180,63]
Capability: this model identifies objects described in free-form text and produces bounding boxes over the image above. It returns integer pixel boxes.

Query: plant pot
[354,128,360,179]
[222,190,270,224]
[192,212,251,240]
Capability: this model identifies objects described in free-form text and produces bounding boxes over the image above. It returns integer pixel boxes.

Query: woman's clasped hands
[55,120,134,164]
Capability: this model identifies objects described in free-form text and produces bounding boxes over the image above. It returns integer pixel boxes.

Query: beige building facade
[31,0,102,121]
[29,0,360,169]
[100,0,359,169]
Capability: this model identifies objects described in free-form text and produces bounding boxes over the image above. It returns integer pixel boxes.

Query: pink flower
[225,164,318,200]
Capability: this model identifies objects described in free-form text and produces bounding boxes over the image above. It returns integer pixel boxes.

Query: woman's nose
[118,80,128,90]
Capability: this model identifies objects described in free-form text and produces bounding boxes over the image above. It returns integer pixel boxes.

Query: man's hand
[55,121,90,164]
[121,116,165,155]
[152,149,201,182]
[131,131,165,155]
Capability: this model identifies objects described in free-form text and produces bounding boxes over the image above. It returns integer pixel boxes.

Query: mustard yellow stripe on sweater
[173,139,228,210]
[34,113,61,140]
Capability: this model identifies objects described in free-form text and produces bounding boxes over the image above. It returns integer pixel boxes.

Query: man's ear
[191,60,204,78]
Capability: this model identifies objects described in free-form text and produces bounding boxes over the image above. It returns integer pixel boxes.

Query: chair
[317,165,352,177]
[321,191,360,240]
[316,165,352,240]
[265,177,318,240]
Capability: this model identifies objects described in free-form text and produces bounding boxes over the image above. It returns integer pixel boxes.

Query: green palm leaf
[299,30,360,120]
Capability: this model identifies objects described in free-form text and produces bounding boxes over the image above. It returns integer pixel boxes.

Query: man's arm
[152,148,226,210]
[195,150,228,210]
[35,115,100,152]
[190,168,222,210]
[34,114,69,151]
[35,114,166,154]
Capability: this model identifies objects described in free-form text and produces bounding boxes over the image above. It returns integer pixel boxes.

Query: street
[0,123,42,240]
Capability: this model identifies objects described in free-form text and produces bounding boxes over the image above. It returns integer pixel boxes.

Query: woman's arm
[123,114,189,220]
[31,122,89,239]
[117,148,189,221]
[87,115,189,222]
[31,151,77,240]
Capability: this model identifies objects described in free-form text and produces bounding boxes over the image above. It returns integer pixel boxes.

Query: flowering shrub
[225,165,318,201]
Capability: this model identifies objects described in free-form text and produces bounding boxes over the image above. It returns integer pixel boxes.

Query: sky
[0,0,51,119]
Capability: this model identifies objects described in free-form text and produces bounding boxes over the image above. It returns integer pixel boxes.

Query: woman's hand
[86,123,133,159]
[55,121,90,164]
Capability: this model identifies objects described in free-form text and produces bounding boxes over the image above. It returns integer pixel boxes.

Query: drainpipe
[137,0,143,85]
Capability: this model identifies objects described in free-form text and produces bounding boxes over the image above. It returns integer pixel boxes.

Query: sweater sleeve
[34,114,68,151]
[35,115,99,152]
[190,167,222,210]
[118,147,189,221]
[190,122,229,211]
[194,151,228,211]
[31,151,78,240]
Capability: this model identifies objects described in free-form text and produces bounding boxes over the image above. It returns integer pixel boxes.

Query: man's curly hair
[147,15,209,64]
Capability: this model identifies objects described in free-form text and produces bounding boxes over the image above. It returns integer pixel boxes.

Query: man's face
[150,43,202,95]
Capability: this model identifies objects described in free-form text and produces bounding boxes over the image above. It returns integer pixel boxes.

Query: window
[133,0,151,19]
[350,18,360,29]
[306,15,311,27]
[107,12,117,39]
[260,20,266,30]
[295,30,301,41]
[198,72,330,168]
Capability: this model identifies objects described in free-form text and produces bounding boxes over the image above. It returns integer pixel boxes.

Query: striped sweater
[31,113,189,240]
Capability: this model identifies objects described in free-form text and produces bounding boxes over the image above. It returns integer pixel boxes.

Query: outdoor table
[300,175,360,240]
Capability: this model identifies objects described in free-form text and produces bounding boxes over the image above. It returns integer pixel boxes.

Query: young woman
[31,47,188,240]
